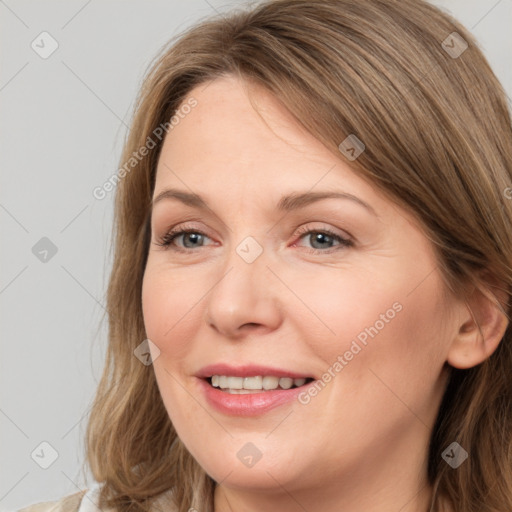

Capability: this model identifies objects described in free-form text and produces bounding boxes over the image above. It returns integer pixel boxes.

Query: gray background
[1,1,511,510]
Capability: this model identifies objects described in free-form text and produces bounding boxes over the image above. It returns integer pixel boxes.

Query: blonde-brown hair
[83,1,512,511]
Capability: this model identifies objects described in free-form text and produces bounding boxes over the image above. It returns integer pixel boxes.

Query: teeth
[262,376,279,390]
[219,376,243,389]
[210,375,310,391]
[279,377,293,389]
[244,376,262,389]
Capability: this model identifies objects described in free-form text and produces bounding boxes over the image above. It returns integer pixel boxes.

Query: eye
[153,223,214,252]
[293,225,353,254]
[153,223,353,254]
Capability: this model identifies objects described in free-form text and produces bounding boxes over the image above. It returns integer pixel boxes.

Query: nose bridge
[204,232,282,337]
[213,232,269,303]
[234,234,266,266]
[233,222,278,281]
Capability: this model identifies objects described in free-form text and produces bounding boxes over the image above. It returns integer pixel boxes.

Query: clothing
[14,483,178,512]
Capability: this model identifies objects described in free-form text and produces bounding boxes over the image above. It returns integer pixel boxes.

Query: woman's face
[142,75,461,507]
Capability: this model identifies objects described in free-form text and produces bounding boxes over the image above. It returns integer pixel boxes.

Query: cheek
[294,260,448,389]
[141,267,206,434]
[287,267,402,357]
[333,270,451,406]
[141,265,203,362]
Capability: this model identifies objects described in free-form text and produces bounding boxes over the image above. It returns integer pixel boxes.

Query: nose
[204,239,283,339]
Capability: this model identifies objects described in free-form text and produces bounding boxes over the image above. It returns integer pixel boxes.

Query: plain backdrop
[1,0,511,510]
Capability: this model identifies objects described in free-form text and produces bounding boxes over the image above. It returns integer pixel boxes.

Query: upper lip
[196,363,314,380]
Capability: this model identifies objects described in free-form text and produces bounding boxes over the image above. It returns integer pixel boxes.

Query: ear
[446,273,510,370]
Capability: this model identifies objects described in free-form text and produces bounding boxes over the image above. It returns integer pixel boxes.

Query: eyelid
[292,223,353,253]
[294,222,352,240]
[154,220,355,256]
[155,221,215,247]
[155,221,351,242]
[155,220,211,238]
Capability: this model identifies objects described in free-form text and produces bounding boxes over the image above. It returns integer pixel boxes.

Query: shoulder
[16,483,105,512]
[16,490,86,512]
[15,483,178,512]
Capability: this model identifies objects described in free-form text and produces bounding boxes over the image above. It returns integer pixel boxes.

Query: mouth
[204,375,316,394]
[195,364,318,415]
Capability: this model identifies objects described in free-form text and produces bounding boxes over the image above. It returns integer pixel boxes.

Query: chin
[193,439,307,489]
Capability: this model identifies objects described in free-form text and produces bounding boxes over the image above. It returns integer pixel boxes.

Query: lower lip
[197,378,314,416]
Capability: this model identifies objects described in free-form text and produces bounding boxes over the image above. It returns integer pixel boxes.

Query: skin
[141,75,508,512]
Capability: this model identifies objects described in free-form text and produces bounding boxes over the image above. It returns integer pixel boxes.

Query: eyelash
[154,223,353,255]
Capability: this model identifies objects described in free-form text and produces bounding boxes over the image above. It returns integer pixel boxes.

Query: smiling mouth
[205,375,315,393]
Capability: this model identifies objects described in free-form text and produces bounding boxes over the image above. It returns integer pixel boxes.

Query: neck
[213,460,435,512]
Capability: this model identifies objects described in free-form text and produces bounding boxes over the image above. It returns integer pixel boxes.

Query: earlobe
[446,278,510,370]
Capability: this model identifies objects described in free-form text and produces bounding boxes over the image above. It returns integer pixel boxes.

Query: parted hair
[83,1,512,511]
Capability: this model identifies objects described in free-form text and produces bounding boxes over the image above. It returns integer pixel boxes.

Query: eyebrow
[151,188,377,216]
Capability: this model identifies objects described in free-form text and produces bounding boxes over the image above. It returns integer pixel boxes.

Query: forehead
[159,76,326,166]
[153,75,377,202]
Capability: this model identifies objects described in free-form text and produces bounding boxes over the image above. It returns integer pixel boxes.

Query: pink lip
[196,377,315,417]
[196,363,313,380]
